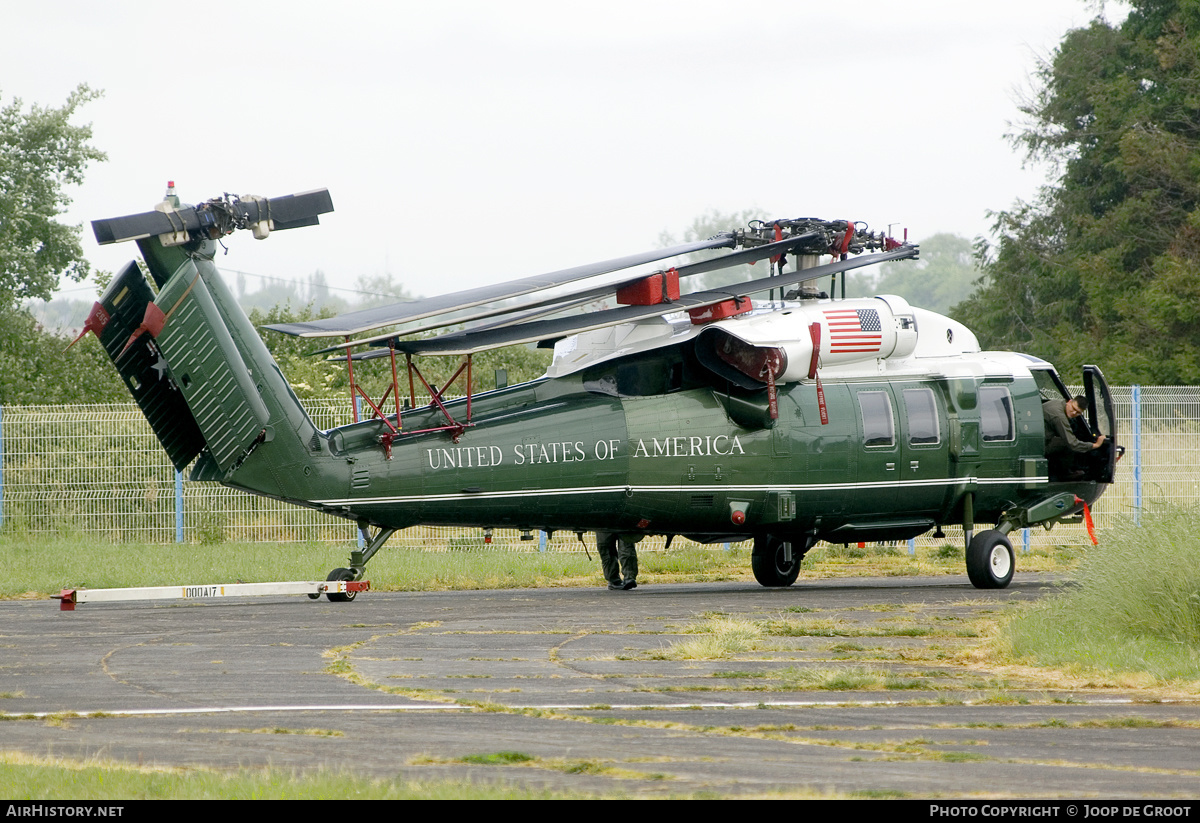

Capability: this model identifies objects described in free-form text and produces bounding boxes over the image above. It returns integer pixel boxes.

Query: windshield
[1030,367,1070,403]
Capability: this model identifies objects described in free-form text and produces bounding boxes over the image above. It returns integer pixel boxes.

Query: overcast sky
[6,0,1117,310]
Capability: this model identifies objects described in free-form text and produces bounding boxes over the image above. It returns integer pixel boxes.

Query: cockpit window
[1031,368,1070,403]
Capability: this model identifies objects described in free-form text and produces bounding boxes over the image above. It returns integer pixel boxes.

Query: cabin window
[857,391,895,448]
[903,388,940,446]
[979,385,1015,442]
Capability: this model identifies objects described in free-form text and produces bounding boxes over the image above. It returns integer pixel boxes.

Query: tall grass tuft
[653,616,764,660]
[1002,507,1200,683]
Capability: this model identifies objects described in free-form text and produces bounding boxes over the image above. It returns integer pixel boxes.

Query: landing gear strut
[965,529,1015,589]
[959,491,1016,590]
[325,567,358,602]
[319,524,396,602]
[751,534,812,587]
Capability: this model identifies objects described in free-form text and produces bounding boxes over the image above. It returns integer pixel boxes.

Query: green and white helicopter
[83,186,1118,599]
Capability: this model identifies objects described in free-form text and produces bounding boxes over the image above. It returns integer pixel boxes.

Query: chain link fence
[0,387,1191,551]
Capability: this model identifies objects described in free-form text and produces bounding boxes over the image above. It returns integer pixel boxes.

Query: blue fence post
[1022,528,1030,554]
[1132,385,1142,525]
[907,538,915,556]
[538,530,547,552]
[175,470,184,543]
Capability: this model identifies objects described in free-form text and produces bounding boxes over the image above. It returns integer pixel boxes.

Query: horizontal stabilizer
[92,262,207,472]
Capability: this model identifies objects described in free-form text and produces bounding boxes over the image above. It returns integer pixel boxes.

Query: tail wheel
[966,530,1015,589]
[326,567,358,602]
[751,535,808,588]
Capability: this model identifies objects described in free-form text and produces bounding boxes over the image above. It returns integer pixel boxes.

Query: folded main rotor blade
[264,234,737,339]
[344,245,917,359]
[309,230,823,355]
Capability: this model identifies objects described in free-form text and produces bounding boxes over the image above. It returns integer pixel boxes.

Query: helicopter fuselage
[86,188,1116,593]
[224,331,1103,550]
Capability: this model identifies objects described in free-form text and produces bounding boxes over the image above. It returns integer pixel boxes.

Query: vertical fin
[152,265,271,474]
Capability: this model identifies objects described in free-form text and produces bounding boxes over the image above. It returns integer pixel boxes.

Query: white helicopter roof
[544,295,1013,386]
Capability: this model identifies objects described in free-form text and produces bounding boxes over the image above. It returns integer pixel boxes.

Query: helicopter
[84,186,1118,600]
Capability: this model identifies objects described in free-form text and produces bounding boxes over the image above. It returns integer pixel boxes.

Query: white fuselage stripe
[313,476,1049,507]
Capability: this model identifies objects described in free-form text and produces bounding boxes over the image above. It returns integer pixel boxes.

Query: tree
[350,272,415,309]
[0,85,105,304]
[953,2,1200,383]
[249,303,345,399]
[0,306,125,404]
[845,233,979,315]
[0,85,125,403]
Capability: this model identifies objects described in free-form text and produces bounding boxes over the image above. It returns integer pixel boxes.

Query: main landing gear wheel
[325,567,358,602]
[966,530,1015,589]
[751,535,806,588]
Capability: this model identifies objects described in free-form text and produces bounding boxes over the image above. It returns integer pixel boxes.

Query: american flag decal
[823,308,883,353]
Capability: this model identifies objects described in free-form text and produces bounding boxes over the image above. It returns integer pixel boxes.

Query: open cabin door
[1083,365,1117,484]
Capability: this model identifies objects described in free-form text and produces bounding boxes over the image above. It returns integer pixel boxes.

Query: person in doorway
[596,531,639,590]
[1043,394,1106,478]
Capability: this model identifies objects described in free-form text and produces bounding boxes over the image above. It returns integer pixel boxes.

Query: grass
[0,752,593,799]
[424,751,648,779]
[0,538,753,599]
[458,751,535,765]
[1000,508,1200,686]
[0,747,944,799]
[652,616,765,659]
[0,534,1081,600]
[0,538,604,598]
[775,666,927,691]
[649,610,964,666]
